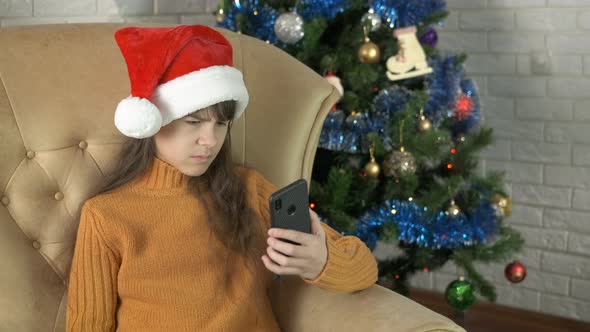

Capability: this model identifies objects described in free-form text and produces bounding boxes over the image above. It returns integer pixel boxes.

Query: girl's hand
[262,208,328,280]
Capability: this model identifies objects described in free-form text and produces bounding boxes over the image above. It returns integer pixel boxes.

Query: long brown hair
[98,100,266,289]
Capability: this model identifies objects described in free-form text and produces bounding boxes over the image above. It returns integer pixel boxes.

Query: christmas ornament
[419,25,438,48]
[446,200,461,218]
[454,93,474,120]
[274,11,304,44]
[364,144,381,177]
[325,72,344,96]
[383,147,416,178]
[491,194,512,218]
[418,115,432,131]
[361,9,382,31]
[445,277,476,311]
[358,26,380,64]
[505,261,527,283]
[215,9,225,23]
[358,41,380,64]
[417,109,432,132]
[386,26,433,81]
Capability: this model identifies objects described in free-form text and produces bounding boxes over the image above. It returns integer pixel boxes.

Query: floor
[409,289,590,332]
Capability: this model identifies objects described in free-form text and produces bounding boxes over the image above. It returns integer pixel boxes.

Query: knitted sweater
[66,157,378,331]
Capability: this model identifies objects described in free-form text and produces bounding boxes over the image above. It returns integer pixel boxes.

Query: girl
[66,25,378,332]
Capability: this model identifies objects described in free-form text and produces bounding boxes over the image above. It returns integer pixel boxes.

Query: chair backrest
[0,23,339,332]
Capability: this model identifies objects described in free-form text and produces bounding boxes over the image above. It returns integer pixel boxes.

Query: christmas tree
[215,0,525,309]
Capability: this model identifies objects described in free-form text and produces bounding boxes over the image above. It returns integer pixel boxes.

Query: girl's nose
[197,124,217,147]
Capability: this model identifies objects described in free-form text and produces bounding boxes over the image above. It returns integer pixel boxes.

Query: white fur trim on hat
[152,65,249,126]
[114,96,163,139]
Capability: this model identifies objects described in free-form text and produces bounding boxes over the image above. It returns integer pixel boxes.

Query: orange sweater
[66,157,378,331]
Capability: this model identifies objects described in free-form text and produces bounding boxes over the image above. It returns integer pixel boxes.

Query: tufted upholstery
[0,23,465,332]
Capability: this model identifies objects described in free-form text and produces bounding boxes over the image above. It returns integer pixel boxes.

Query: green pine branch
[452,225,525,301]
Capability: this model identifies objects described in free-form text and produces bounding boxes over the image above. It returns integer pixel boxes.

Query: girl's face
[154,108,230,177]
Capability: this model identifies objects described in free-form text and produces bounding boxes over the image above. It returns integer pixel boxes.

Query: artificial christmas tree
[215,0,524,309]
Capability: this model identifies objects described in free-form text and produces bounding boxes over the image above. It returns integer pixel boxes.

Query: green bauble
[444,278,476,311]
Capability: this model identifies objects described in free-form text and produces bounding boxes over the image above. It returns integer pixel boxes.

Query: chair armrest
[269,276,466,332]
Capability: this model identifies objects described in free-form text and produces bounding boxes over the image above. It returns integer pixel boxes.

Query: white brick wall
[2,0,590,324]
[435,1,590,321]
[0,0,218,26]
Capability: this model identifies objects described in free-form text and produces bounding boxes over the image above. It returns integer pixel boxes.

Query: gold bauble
[364,143,381,177]
[382,147,416,178]
[492,194,512,218]
[446,200,461,218]
[364,160,381,177]
[418,115,432,132]
[215,11,225,23]
[358,41,380,64]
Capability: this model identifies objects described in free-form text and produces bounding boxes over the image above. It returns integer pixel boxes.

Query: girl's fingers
[267,237,303,257]
[261,254,302,275]
[266,246,306,267]
[267,228,313,246]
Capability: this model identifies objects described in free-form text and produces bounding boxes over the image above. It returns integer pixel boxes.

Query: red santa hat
[113,25,249,138]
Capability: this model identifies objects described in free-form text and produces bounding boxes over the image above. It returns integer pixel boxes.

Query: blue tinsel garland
[218,0,280,43]
[370,0,398,28]
[450,78,481,135]
[393,0,447,28]
[369,85,414,151]
[351,198,498,250]
[219,0,448,42]
[297,0,347,21]
[424,54,464,125]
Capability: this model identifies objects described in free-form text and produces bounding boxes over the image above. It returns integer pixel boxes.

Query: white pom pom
[114,96,162,138]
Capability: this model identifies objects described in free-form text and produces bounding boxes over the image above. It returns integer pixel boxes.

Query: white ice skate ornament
[386,26,433,81]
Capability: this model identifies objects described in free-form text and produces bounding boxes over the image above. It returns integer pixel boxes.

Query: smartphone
[268,178,311,245]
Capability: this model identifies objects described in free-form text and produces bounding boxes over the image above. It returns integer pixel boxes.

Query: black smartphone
[268,178,311,245]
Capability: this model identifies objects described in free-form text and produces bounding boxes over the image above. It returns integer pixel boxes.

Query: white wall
[406,0,590,322]
[1,0,589,323]
[0,0,217,26]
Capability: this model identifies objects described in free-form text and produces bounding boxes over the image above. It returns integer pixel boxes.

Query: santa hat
[113,25,249,138]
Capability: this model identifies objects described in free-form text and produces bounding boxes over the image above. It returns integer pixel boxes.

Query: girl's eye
[186,121,200,125]
[217,122,229,127]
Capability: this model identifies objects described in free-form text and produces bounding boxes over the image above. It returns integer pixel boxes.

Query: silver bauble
[382,148,417,178]
[274,12,305,44]
[362,11,382,31]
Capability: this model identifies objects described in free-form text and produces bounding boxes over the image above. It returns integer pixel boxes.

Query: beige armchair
[0,23,465,332]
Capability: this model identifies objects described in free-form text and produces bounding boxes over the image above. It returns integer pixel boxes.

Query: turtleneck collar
[134,157,191,190]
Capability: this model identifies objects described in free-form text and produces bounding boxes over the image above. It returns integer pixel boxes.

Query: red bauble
[505,261,527,283]
[454,93,474,121]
